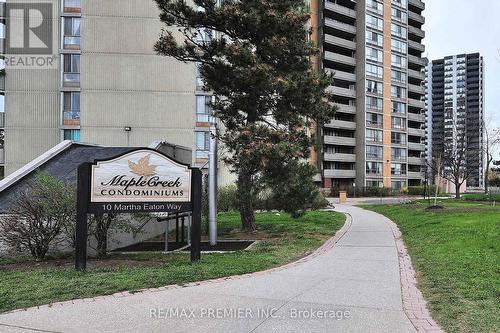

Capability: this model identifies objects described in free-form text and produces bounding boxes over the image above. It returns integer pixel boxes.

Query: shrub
[217,184,238,212]
[0,172,76,261]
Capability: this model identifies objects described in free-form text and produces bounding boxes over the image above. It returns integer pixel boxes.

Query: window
[63,129,80,141]
[366,63,383,78]
[195,131,210,158]
[391,23,407,38]
[366,0,383,14]
[366,80,382,95]
[366,146,383,159]
[195,63,204,90]
[391,54,407,68]
[63,54,80,85]
[0,94,4,113]
[0,129,4,149]
[63,17,81,48]
[64,0,81,11]
[391,116,406,130]
[366,179,383,187]
[366,112,383,128]
[391,85,406,99]
[366,15,383,30]
[391,39,407,54]
[391,163,407,176]
[366,162,383,175]
[392,0,407,9]
[391,180,407,190]
[366,129,383,143]
[391,148,407,161]
[391,8,407,23]
[196,95,212,123]
[366,46,383,62]
[391,132,407,145]
[391,70,406,83]
[392,101,406,114]
[366,31,383,47]
[366,96,383,111]
[63,92,80,125]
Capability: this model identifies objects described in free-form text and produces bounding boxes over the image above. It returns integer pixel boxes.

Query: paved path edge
[4,212,352,315]
[385,213,444,333]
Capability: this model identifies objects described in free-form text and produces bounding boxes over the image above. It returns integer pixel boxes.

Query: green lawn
[364,201,500,333]
[461,193,500,202]
[0,211,344,313]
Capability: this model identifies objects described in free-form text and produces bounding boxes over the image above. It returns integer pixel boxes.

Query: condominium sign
[90,150,191,204]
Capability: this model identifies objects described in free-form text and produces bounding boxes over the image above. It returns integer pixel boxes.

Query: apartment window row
[367,96,383,111]
[63,54,80,85]
[392,101,407,115]
[391,163,407,176]
[366,0,383,15]
[366,129,382,143]
[392,180,407,190]
[391,85,407,99]
[366,161,382,175]
[366,46,383,63]
[195,131,210,159]
[391,39,407,54]
[391,54,407,68]
[63,129,80,141]
[366,79,383,95]
[391,8,407,23]
[391,23,407,39]
[392,132,407,145]
[63,92,80,125]
[392,0,408,10]
[63,17,81,49]
[366,31,383,47]
[366,145,383,160]
[392,147,407,161]
[391,69,406,84]
[366,112,383,128]
[392,116,406,130]
[196,95,213,123]
[366,179,383,188]
[366,15,383,31]
[366,63,383,79]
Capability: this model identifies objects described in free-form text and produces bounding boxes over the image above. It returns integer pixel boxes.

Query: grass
[0,211,344,313]
[364,200,500,333]
[461,193,500,202]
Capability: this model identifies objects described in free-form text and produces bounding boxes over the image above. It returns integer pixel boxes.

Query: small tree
[483,122,500,194]
[154,0,335,230]
[0,172,75,261]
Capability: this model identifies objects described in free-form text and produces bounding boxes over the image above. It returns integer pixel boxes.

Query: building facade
[1,0,213,177]
[314,0,427,190]
[425,53,485,188]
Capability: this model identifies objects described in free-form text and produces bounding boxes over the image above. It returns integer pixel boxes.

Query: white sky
[424,0,500,129]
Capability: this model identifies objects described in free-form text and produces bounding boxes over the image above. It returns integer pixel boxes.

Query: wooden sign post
[75,149,202,271]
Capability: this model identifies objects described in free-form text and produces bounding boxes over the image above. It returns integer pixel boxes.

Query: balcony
[63,110,81,126]
[324,153,356,163]
[324,34,356,51]
[408,142,426,151]
[325,18,356,34]
[0,148,4,164]
[408,25,425,39]
[63,36,81,50]
[408,83,425,95]
[408,157,425,165]
[325,119,357,130]
[335,104,357,114]
[408,98,425,109]
[409,0,425,10]
[327,69,356,82]
[408,11,425,24]
[63,73,80,87]
[325,2,356,19]
[408,55,427,67]
[324,51,356,66]
[408,40,425,53]
[408,127,426,137]
[408,112,426,122]
[324,169,356,179]
[328,86,356,98]
[324,135,356,146]
[408,171,423,179]
[408,68,425,81]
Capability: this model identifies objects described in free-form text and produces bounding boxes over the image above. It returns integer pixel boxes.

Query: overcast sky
[424,0,500,129]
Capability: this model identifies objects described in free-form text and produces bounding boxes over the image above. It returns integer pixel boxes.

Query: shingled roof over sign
[0,141,192,214]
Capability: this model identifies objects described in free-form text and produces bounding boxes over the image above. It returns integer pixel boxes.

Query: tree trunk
[237,170,256,231]
[455,183,461,199]
[95,215,109,258]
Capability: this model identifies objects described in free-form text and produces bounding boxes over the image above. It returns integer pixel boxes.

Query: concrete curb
[5,212,352,314]
[387,219,444,333]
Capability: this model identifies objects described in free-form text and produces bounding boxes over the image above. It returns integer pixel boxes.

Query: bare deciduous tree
[483,120,500,193]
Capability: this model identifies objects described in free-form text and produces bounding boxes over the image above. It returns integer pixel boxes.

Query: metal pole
[208,128,218,245]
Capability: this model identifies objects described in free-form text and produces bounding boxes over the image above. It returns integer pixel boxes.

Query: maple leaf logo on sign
[128,154,157,177]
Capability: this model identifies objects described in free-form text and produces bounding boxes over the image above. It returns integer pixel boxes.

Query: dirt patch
[0,258,164,272]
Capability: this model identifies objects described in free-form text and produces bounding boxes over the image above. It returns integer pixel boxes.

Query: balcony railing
[324,169,356,179]
[64,36,81,49]
[324,153,356,163]
[0,112,5,128]
[63,0,81,13]
[63,73,80,87]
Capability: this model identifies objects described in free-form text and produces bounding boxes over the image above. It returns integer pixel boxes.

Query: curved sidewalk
[0,206,420,333]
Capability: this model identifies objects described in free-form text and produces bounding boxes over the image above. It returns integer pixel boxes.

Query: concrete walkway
[0,205,417,333]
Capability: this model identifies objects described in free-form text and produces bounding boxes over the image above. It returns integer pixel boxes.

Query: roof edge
[0,140,74,192]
